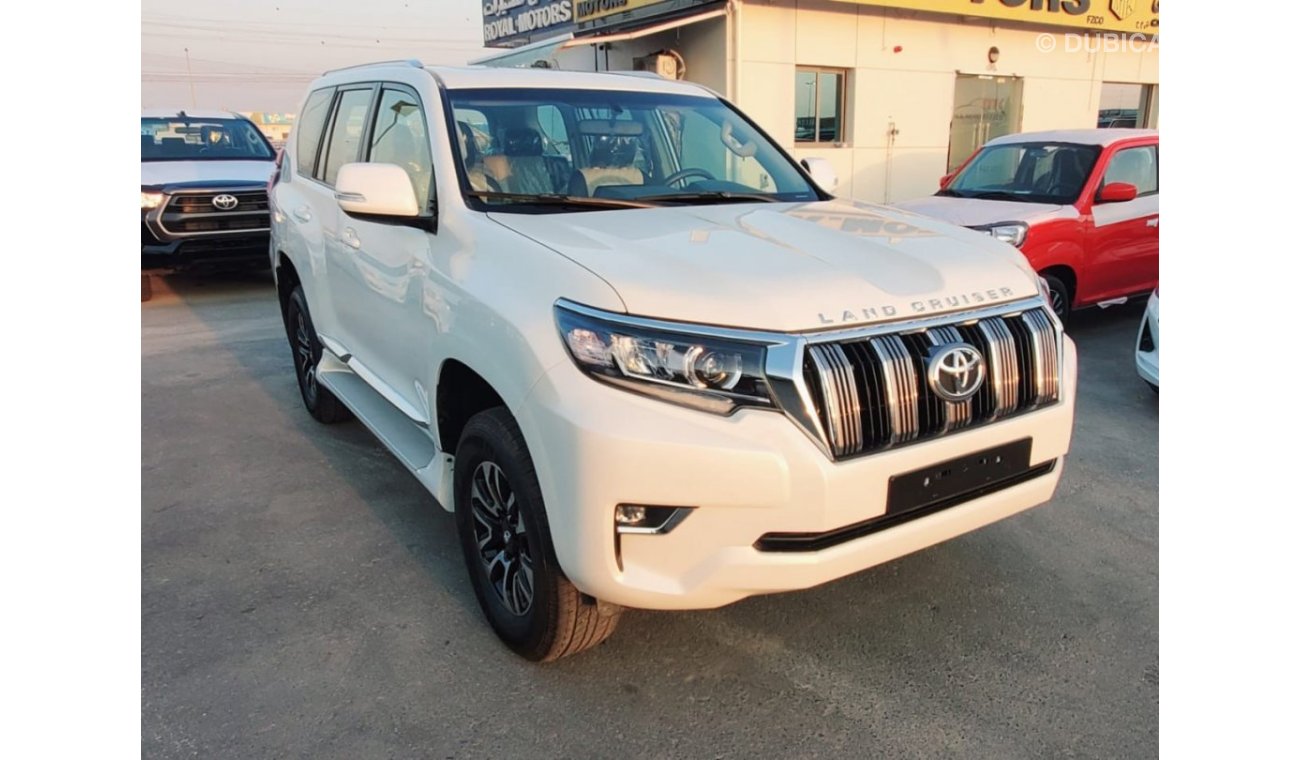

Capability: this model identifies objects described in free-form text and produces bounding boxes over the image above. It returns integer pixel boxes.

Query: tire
[1146,381,1159,394]
[1043,274,1072,328]
[454,408,621,661]
[284,286,351,424]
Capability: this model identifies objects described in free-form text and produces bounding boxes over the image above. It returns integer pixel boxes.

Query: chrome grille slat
[158,189,271,237]
[1021,310,1060,405]
[807,344,862,457]
[976,317,1019,419]
[870,334,919,445]
[799,306,1062,461]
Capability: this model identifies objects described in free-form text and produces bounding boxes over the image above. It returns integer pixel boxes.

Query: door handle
[1146,217,1159,228]
[342,227,361,250]
[292,206,312,223]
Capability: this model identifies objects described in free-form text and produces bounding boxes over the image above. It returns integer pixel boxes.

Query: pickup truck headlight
[971,222,1027,248]
[141,191,164,210]
[555,301,773,414]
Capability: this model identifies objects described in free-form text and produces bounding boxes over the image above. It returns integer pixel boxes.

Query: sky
[141,0,493,113]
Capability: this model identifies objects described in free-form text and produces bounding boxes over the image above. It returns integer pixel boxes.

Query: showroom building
[475,0,1159,204]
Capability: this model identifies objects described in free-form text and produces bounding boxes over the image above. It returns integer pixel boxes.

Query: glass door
[948,75,1024,172]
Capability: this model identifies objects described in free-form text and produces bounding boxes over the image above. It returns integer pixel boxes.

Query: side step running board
[316,353,455,511]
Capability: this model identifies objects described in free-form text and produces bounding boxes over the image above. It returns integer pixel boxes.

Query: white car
[270,61,1077,660]
[141,109,277,271]
[1136,289,1159,391]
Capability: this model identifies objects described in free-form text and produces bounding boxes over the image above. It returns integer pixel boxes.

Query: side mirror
[1097,181,1138,204]
[335,163,419,218]
[800,157,838,195]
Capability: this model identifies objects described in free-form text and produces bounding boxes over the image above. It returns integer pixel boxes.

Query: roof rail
[322,59,425,76]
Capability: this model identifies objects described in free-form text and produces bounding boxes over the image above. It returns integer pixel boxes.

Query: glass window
[321,88,373,186]
[1103,145,1158,196]
[1098,83,1155,128]
[536,105,570,160]
[445,87,819,208]
[948,74,1024,171]
[794,67,846,144]
[946,141,1101,204]
[368,87,433,210]
[294,88,334,177]
[140,117,274,162]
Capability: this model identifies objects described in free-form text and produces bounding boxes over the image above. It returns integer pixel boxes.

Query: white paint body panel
[1136,292,1159,387]
[272,63,1078,610]
[141,160,273,187]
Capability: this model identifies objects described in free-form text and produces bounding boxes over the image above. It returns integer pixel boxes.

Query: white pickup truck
[270,61,1077,661]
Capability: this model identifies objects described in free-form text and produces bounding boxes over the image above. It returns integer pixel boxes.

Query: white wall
[738,0,1160,203]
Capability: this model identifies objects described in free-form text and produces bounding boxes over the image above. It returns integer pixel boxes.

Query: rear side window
[321,88,375,186]
[294,88,335,179]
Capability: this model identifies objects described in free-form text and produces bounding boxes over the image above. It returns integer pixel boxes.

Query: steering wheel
[663,167,716,187]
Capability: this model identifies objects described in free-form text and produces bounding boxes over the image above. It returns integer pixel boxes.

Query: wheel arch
[436,358,509,455]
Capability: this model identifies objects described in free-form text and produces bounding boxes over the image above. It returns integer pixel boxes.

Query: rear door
[330,83,440,422]
[1086,141,1159,300]
[314,84,378,355]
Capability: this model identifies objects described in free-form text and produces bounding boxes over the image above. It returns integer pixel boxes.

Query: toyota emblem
[212,194,239,211]
[927,343,986,402]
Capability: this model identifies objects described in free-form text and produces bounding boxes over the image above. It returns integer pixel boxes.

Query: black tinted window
[321,88,374,186]
[294,88,335,178]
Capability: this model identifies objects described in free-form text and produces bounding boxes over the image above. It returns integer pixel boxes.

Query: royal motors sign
[483,0,576,47]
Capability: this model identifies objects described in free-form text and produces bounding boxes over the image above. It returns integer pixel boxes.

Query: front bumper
[518,336,1078,610]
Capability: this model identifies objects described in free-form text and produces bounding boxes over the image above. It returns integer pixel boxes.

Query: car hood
[141,160,273,188]
[489,198,1041,333]
[892,195,1072,227]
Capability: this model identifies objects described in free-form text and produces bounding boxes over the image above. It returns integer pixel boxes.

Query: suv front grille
[159,189,270,236]
[802,307,1061,459]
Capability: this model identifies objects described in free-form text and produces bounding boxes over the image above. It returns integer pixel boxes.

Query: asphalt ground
[142,270,1157,758]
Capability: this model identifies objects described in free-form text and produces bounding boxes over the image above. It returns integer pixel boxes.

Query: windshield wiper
[634,191,782,205]
[467,191,655,209]
[966,190,1030,202]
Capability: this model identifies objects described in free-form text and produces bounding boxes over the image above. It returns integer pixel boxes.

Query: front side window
[368,87,433,210]
[795,67,846,144]
[140,117,274,162]
[446,87,819,209]
[1102,145,1158,196]
[944,142,1101,204]
[320,88,374,186]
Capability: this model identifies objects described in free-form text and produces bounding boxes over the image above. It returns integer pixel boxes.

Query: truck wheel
[285,286,350,424]
[454,408,621,661]
[1043,274,1072,328]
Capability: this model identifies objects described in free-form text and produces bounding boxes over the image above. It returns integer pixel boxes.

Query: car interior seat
[457,121,499,193]
[484,127,565,194]
[569,135,645,196]
[1035,148,1087,197]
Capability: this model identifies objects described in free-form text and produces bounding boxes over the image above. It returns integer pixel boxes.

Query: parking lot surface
[142,272,1157,759]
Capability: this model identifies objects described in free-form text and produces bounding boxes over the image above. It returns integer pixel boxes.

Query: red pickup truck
[896,129,1158,326]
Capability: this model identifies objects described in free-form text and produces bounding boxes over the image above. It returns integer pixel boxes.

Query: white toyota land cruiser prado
[271,61,1077,661]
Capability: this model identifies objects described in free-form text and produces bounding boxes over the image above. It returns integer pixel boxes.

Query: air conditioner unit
[633,52,680,80]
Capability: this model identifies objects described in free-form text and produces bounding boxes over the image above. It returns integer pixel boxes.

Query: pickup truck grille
[802,307,1061,459]
[159,189,270,236]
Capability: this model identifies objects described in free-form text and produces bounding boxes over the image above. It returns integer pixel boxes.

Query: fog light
[615,505,647,525]
[614,505,694,535]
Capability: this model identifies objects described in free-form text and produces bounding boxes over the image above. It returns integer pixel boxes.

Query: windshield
[141,117,275,162]
[944,142,1101,204]
[446,87,819,209]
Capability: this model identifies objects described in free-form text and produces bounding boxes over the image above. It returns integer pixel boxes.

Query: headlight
[972,222,1027,248]
[555,301,773,414]
[141,191,164,210]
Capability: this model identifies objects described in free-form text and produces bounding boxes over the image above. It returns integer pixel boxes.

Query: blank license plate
[886,438,1033,515]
